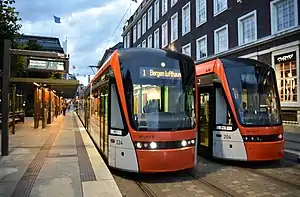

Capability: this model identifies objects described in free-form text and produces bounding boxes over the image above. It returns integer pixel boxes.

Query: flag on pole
[72,65,76,69]
[53,15,61,23]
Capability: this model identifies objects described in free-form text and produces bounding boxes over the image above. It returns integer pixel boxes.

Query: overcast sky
[15,0,141,85]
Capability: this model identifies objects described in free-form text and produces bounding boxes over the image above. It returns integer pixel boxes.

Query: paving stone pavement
[193,157,300,197]
[248,159,300,188]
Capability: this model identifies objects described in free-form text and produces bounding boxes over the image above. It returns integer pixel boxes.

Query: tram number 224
[116,140,123,145]
[223,134,232,140]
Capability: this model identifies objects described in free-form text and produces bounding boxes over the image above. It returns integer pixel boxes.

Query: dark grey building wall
[124,0,300,61]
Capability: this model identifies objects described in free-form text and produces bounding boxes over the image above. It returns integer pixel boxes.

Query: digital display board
[27,60,65,71]
[139,67,181,79]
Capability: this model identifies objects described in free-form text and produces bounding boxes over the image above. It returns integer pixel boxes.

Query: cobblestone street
[113,157,300,197]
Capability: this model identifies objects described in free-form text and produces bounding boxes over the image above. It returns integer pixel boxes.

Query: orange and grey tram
[195,58,284,161]
[77,48,198,172]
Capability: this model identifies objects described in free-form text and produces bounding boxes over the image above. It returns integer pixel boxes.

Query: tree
[11,40,44,77]
[0,0,22,41]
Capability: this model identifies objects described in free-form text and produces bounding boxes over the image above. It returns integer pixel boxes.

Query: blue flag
[54,15,61,23]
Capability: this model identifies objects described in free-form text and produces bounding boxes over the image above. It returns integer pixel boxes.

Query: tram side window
[215,88,233,127]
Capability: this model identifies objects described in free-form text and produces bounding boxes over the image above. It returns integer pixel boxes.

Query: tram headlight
[181,140,187,147]
[191,139,195,144]
[278,134,283,140]
[136,142,142,148]
[150,142,157,149]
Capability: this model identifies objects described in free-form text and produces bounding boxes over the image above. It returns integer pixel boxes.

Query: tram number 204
[223,135,232,140]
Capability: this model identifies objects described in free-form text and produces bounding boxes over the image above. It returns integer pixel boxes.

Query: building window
[154,0,160,23]
[275,51,298,103]
[148,34,153,48]
[162,0,168,15]
[154,28,160,48]
[123,35,127,48]
[271,0,298,34]
[238,10,257,46]
[182,2,191,36]
[137,20,141,39]
[214,24,229,54]
[127,32,130,48]
[171,12,178,42]
[142,14,147,35]
[196,0,206,27]
[148,6,153,29]
[142,40,146,48]
[162,21,168,48]
[171,0,178,7]
[133,25,137,43]
[196,35,207,60]
[182,43,191,56]
[137,44,141,48]
[214,0,227,16]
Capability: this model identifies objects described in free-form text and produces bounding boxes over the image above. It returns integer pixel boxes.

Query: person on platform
[62,102,67,116]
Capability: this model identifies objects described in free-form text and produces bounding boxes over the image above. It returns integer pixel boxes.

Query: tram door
[99,83,109,158]
[198,86,214,156]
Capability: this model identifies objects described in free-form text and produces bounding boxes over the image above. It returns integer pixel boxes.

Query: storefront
[272,45,300,123]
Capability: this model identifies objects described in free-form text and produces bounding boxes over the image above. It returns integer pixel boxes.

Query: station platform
[0,112,122,197]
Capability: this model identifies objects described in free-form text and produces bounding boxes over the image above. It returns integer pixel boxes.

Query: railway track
[135,181,158,197]
[185,171,236,197]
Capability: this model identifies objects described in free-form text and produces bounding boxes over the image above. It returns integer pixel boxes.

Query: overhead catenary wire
[74,1,138,80]
[100,2,133,57]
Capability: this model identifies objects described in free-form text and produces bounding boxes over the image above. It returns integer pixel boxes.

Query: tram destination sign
[27,59,65,71]
[139,67,181,79]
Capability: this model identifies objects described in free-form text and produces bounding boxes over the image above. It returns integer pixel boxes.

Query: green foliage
[0,0,22,41]
[11,41,44,77]
[25,40,43,51]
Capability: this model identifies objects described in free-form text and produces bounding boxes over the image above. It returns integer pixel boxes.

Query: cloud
[15,0,141,85]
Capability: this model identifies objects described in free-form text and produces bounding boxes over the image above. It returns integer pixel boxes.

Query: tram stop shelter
[1,39,79,156]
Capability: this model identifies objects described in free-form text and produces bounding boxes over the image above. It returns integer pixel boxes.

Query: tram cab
[196,58,284,161]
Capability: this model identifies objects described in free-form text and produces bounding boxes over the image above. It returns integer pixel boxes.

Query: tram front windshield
[120,50,195,131]
[223,59,282,126]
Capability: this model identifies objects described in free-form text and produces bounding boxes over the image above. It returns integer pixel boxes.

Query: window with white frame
[214,24,228,53]
[182,2,191,36]
[154,28,160,48]
[171,0,178,7]
[123,35,127,48]
[214,0,227,16]
[142,14,147,35]
[137,44,141,48]
[142,40,146,48]
[154,0,159,23]
[137,20,141,39]
[127,32,130,48]
[182,43,191,56]
[196,0,206,27]
[162,0,168,15]
[274,50,298,103]
[238,10,257,46]
[270,0,298,34]
[133,25,137,43]
[171,12,178,42]
[148,34,153,48]
[162,21,168,47]
[196,35,207,60]
[148,6,153,29]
